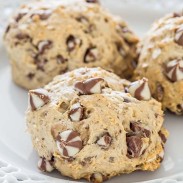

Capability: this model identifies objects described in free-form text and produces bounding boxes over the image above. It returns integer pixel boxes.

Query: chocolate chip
[88,24,96,33]
[158,130,167,144]
[66,35,81,52]
[56,130,83,157]
[116,42,126,57]
[27,73,35,80]
[74,78,104,95]
[37,40,52,54]
[97,133,112,149]
[123,98,131,103]
[155,83,164,101]
[158,151,164,163]
[126,135,143,158]
[164,59,183,82]
[173,12,183,18]
[40,13,51,20]
[86,0,99,3]
[109,157,114,162]
[29,88,50,111]
[84,125,89,130]
[15,33,30,40]
[5,25,10,34]
[127,78,151,101]
[155,113,159,118]
[104,18,109,23]
[56,55,67,64]
[175,27,183,46]
[69,103,84,122]
[51,155,55,162]
[131,59,138,69]
[34,55,48,71]
[66,157,75,162]
[76,16,89,24]
[130,122,141,132]
[37,157,54,172]
[89,173,107,183]
[32,10,51,20]
[76,16,94,33]
[130,121,151,138]
[59,67,68,74]
[15,12,27,22]
[84,47,98,63]
[177,104,183,113]
[80,157,93,166]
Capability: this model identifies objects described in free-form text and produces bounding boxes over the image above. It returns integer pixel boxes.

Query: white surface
[0,0,183,183]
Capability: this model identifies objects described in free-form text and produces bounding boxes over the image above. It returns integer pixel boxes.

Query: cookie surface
[26,67,168,182]
[4,0,138,90]
[135,12,183,114]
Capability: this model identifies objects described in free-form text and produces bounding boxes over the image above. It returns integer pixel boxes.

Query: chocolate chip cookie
[4,0,138,90]
[135,12,183,114]
[26,67,168,182]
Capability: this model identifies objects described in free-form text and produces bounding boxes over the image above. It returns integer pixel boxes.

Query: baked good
[26,67,168,182]
[4,0,138,90]
[135,12,183,114]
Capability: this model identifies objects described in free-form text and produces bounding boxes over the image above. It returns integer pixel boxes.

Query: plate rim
[0,0,183,183]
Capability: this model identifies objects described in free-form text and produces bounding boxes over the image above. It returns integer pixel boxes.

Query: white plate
[0,1,183,183]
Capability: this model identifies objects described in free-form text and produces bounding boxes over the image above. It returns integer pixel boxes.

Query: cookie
[135,12,183,114]
[4,0,138,90]
[26,67,168,182]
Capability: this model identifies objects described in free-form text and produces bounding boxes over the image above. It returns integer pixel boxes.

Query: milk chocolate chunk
[74,78,104,95]
[175,27,183,46]
[38,157,54,172]
[29,88,50,110]
[34,57,48,71]
[86,0,99,3]
[76,16,89,24]
[27,73,35,80]
[116,42,126,57]
[15,33,30,40]
[69,103,84,122]
[158,130,167,144]
[84,47,98,63]
[56,55,68,64]
[164,59,183,82]
[173,12,182,17]
[66,35,81,52]
[15,12,27,22]
[37,40,52,54]
[126,135,143,158]
[90,173,107,183]
[97,133,112,149]
[56,130,82,157]
[127,78,151,101]
[155,83,164,101]
[130,121,151,138]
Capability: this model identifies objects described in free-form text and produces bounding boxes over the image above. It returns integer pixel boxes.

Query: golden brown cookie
[4,0,138,90]
[26,67,168,182]
[135,12,183,114]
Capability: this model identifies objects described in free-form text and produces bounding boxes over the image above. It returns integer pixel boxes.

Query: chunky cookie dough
[26,67,168,182]
[135,12,183,114]
[4,0,138,90]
